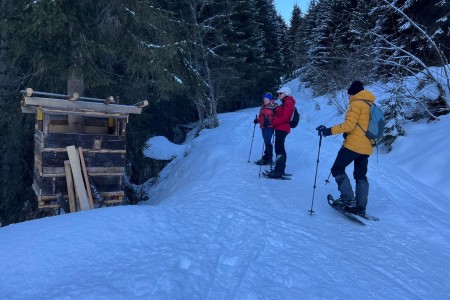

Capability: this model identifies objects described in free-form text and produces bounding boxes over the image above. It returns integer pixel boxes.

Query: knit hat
[263,92,273,101]
[277,86,291,96]
[347,81,364,95]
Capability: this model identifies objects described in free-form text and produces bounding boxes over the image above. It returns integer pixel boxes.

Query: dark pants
[261,128,274,160]
[274,130,288,174]
[331,147,369,180]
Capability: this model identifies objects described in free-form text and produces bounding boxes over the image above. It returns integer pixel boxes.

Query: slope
[0,81,449,299]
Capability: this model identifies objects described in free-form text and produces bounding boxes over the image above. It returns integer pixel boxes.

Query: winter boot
[265,169,282,178]
[255,158,271,165]
[335,174,355,207]
[355,179,369,212]
[274,154,286,176]
[264,144,273,162]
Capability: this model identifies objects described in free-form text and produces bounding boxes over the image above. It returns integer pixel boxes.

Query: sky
[1,70,450,299]
[274,0,311,23]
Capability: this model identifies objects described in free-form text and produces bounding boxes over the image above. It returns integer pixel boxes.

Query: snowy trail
[145,107,450,298]
[1,84,450,299]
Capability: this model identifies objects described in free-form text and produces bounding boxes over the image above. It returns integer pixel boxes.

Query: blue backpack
[357,100,385,143]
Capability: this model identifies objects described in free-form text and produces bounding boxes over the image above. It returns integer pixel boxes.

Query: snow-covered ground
[1,79,450,299]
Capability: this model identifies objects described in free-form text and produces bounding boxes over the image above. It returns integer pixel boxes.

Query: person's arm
[272,101,294,126]
[331,103,362,134]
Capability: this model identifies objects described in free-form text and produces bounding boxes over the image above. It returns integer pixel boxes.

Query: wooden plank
[42,167,125,175]
[41,151,125,170]
[64,160,77,213]
[43,133,126,150]
[37,191,124,201]
[66,145,91,211]
[24,96,142,114]
[78,147,94,209]
[21,106,37,113]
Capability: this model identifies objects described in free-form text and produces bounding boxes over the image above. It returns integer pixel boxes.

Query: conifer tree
[286,4,302,77]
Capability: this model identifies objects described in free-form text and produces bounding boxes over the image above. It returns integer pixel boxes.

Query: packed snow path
[1,83,449,299]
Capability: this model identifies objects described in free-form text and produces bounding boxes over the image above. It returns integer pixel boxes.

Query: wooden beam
[69,92,80,101]
[104,96,114,105]
[64,160,77,212]
[26,88,33,97]
[24,96,142,114]
[78,147,94,209]
[66,145,91,211]
[40,107,127,118]
[21,106,37,114]
[134,100,149,108]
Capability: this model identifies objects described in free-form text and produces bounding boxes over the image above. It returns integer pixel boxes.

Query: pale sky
[274,0,311,24]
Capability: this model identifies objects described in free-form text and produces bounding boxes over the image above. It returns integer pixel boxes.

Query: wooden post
[64,160,77,212]
[66,145,91,211]
[67,77,84,133]
[78,147,94,209]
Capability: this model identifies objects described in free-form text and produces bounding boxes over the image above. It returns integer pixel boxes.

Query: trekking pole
[259,127,270,177]
[269,132,275,171]
[325,172,332,185]
[259,140,265,177]
[247,115,258,163]
[309,134,323,215]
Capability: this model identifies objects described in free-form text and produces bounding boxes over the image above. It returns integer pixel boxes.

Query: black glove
[263,116,271,128]
[316,125,332,137]
[253,118,259,124]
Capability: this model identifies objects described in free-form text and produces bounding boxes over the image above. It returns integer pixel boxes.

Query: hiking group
[254,86,296,179]
[253,81,381,217]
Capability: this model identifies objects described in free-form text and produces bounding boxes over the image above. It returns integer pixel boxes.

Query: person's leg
[262,128,274,161]
[265,128,274,161]
[331,147,359,205]
[353,155,369,213]
[274,130,288,176]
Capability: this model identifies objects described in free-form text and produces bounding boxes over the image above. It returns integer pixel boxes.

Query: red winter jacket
[257,102,277,128]
[272,95,296,133]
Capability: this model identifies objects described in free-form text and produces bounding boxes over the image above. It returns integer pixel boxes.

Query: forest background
[0,0,449,225]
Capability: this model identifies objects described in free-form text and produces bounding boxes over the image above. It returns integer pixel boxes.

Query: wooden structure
[21,88,148,210]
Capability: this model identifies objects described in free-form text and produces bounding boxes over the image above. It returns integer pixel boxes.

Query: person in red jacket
[254,92,278,165]
[265,86,296,178]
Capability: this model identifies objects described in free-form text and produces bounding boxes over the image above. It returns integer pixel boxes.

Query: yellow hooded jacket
[331,90,376,155]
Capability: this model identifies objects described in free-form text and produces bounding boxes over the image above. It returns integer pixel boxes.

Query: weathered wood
[78,147,94,209]
[37,191,124,201]
[104,96,114,105]
[42,133,126,150]
[21,106,37,113]
[43,113,49,134]
[41,151,125,170]
[134,100,149,108]
[66,145,91,211]
[69,92,79,101]
[93,139,102,150]
[42,167,125,175]
[26,87,33,97]
[67,78,84,133]
[64,160,77,213]
[24,96,142,114]
[41,107,126,118]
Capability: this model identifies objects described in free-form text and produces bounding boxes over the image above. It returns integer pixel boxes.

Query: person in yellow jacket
[316,80,375,216]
